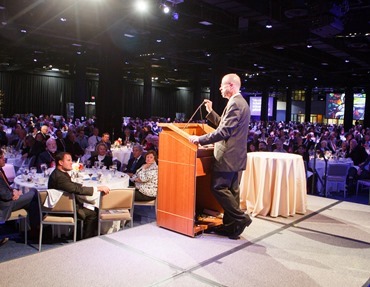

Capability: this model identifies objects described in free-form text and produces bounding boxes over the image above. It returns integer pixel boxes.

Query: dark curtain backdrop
[0,72,74,117]
[1,72,196,121]
[152,87,193,119]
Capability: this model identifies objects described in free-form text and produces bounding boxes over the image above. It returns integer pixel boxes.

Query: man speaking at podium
[189,73,252,239]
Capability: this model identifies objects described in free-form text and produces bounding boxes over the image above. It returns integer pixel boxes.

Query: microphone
[182,101,206,130]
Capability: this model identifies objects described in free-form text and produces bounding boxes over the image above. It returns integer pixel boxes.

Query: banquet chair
[325,163,351,197]
[6,209,28,244]
[134,199,157,219]
[3,163,16,183]
[38,190,78,252]
[98,188,135,235]
[356,179,370,204]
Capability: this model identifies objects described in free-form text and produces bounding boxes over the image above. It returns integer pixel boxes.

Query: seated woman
[88,143,113,169]
[131,150,158,201]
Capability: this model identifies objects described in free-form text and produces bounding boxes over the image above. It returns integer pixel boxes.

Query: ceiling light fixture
[199,21,212,26]
[306,41,312,48]
[135,0,149,12]
[161,4,170,14]
[265,20,272,29]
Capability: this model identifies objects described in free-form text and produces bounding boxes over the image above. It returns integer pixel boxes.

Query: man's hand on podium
[189,135,200,145]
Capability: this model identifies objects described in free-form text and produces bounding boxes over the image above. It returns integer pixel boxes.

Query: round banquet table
[13,170,130,235]
[13,169,130,207]
[111,147,132,166]
[240,152,307,218]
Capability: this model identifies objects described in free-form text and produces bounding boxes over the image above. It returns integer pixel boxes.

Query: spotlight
[306,41,313,48]
[172,12,179,20]
[162,4,170,13]
[265,20,272,29]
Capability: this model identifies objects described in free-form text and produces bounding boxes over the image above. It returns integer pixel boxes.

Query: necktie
[61,139,66,151]
[132,159,138,170]
[16,139,22,150]
[0,168,11,189]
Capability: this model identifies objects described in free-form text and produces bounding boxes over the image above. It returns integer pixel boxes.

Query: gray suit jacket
[0,177,14,223]
[198,94,250,172]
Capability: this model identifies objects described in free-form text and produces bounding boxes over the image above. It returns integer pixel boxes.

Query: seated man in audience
[130,150,158,201]
[346,139,367,166]
[0,150,39,241]
[99,132,112,151]
[48,152,110,238]
[258,141,267,152]
[55,129,67,152]
[124,144,145,186]
[88,143,113,169]
[11,128,27,151]
[75,129,89,150]
[357,155,370,180]
[87,127,101,148]
[273,139,287,153]
[21,135,44,168]
[36,138,59,172]
[65,131,84,162]
[122,127,136,145]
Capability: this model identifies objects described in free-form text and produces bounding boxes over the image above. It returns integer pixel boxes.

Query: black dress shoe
[205,224,233,237]
[228,216,252,240]
[0,237,9,247]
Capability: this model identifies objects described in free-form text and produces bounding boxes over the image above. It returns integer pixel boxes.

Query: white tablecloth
[240,152,307,218]
[111,147,132,165]
[13,170,130,235]
[308,158,353,192]
[5,154,23,167]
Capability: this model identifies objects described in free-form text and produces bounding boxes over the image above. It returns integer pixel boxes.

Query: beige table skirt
[240,152,307,217]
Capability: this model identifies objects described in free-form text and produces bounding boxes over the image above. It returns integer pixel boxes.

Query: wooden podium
[157,123,223,237]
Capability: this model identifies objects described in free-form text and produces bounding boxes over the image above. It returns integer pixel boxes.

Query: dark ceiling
[0,0,369,89]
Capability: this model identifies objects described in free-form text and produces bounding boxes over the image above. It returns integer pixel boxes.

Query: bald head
[220,73,241,99]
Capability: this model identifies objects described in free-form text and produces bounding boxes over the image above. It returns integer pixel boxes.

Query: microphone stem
[182,102,205,130]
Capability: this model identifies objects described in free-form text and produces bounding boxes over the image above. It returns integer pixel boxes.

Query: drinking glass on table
[40,164,47,177]
[30,167,37,176]
[94,161,99,170]
[109,163,117,176]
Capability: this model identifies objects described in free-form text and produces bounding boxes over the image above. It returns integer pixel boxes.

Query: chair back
[39,190,75,214]
[38,190,78,251]
[99,188,135,210]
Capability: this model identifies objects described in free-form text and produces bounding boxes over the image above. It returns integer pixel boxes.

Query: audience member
[124,144,145,186]
[75,129,89,150]
[88,143,113,169]
[346,139,368,166]
[36,138,59,172]
[88,127,101,148]
[0,150,39,241]
[130,150,158,201]
[48,152,109,238]
[122,127,136,145]
[64,131,84,161]
[55,129,66,152]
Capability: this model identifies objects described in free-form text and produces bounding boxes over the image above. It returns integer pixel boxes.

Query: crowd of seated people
[1,114,369,196]
[245,121,370,194]
[0,114,166,245]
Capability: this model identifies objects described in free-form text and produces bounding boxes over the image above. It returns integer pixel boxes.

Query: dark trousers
[134,189,156,201]
[78,207,98,239]
[11,189,39,231]
[211,171,248,230]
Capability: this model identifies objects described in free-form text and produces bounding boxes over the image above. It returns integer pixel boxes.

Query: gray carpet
[1,195,370,287]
